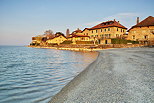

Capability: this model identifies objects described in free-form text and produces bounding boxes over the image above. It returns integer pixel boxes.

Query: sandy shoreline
[49,47,154,103]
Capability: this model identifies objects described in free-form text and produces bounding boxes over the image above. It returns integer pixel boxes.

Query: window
[109,34,111,38]
[92,31,93,33]
[116,34,119,37]
[108,28,110,31]
[96,30,97,33]
[101,29,102,32]
[121,29,122,32]
[132,35,135,39]
[144,35,148,39]
[117,28,118,31]
[87,33,88,35]
[104,29,106,32]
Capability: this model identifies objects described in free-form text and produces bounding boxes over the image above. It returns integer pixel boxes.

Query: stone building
[127,16,154,44]
[82,20,127,44]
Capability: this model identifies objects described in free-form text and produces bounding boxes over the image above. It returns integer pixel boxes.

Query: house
[67,28,91,44]
[46,32,67,45]
[127,16,154,44]
[85,20,127,44]
[31,35,45,46]
[68,34,90,44]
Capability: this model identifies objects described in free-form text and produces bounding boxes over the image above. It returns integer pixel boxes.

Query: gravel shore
[49,48,154,103]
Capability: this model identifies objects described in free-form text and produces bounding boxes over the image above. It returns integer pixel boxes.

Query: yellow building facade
[46,35,67,45]
[127,16,154,44]
[82,20,127,44]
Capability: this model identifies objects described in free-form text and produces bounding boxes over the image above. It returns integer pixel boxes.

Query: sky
[0,0,154,45]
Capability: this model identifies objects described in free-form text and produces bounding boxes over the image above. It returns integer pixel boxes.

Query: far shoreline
[26,44,145,52]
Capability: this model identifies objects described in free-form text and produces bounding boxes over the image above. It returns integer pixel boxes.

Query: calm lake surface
[0,46,98,103]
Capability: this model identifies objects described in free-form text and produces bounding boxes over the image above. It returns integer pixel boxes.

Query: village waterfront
[0,46,98,103]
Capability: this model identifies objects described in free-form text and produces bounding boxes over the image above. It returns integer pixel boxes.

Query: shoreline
[27,44,145,52]
[49,47,154,103]
[26,45,107,52]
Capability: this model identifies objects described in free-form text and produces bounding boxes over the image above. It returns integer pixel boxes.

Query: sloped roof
[74,29,82,33]
[82,28,90,32]
[89,20,127,30]
[48,34,66,40]
[128,16,154,31]
[72,28,82,34]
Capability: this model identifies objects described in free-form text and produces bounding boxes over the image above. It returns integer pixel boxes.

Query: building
[68,34,90,44]
[67,28,91,44]
[127,16,154,44]
[46,32,67,45]
[31,35,45,45]
[84,20,127,44]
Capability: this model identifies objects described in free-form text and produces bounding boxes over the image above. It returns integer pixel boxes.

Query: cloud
[84,13,141,29]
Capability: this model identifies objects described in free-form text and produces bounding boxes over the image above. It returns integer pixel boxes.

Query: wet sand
[49,47,154,103]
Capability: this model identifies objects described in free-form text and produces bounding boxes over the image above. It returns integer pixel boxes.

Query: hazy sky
[0,0,154,45]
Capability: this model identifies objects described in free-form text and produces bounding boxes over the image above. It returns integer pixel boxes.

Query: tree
[44,30,54,36]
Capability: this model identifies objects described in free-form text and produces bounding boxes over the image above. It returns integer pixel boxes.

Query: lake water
[0,46,98,103]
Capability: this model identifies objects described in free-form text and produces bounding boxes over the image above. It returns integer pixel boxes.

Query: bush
[47,43,58,46]
[76,41,94,44]
[30,43,40,46]
[61,40,73,44]
[111,38,139,44]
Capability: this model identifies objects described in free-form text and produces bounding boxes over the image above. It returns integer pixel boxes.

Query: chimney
[137,17,139,24]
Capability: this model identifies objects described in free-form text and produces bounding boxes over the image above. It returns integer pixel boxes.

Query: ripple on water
[0,46,98,103]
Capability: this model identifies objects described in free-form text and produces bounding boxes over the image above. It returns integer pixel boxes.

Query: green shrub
[30,43,40,46]
[47,43,58,46]
[76,41,94,44]
[61,40,73,44]
[111,38,139,44]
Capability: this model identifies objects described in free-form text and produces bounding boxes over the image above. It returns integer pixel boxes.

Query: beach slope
[49,48,154,103]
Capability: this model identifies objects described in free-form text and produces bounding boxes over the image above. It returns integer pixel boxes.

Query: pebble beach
[49,47,154,103]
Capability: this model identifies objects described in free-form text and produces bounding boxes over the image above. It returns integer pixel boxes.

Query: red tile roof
[89,20,127,30]
[72,28,82,34]
[128,16,154,31]
[82,28,90,32]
